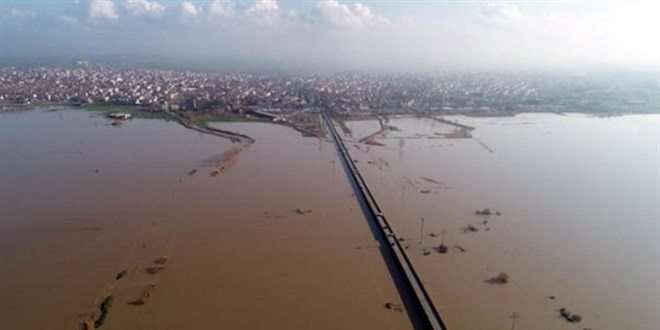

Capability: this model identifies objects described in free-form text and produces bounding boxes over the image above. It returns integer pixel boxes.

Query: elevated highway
[322,112,448,330]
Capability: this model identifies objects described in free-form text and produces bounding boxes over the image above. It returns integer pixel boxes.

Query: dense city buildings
[1,63,657,116]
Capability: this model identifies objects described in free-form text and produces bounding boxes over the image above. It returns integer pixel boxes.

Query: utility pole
[420,218,425,244]
[509,312,520,330]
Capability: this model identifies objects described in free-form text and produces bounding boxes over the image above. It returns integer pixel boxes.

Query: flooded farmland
[1,108,658,330]
[343,114,659,330]
[0,108,412,330]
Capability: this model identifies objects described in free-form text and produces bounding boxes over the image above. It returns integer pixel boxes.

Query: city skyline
[1,1,658,70]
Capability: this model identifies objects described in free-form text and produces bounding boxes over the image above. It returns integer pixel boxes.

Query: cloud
[181,1,200,21]
[8,9,36,19]
[247,0,279,14]
[481,2,521,21]
[2,1,656,68]
[245,0,281,26]
[181,1,199,16]
[314,0,389,29]
[125,0,165,17]
[207,0,235,18]
[88,0,119,21]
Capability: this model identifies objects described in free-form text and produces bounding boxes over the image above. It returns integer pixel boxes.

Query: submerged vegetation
[114,269,127,280]
[486,272,510,285]
[90,295,114,329]
[559,307,583,323]
[131,285,156,306]
[294,208,312,215]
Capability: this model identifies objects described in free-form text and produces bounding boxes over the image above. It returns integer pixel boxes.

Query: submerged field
[0,108,412,330]
[1,108,658,330]
[343,113,660,330]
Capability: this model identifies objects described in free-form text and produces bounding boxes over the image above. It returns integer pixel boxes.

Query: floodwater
[0,108,413,330]
[345,114,660,330]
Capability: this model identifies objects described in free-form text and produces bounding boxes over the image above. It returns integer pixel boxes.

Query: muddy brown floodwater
[344,114,660,330]
[0,108,413,330]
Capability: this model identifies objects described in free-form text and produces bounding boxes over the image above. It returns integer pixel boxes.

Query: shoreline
[164,109,255,145]
[0,102,258,145]
[358,116,389,146]
[0,102,331,142]
[3,101,658,119]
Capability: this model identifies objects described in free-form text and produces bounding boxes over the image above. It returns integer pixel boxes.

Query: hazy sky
[1,1,658,69]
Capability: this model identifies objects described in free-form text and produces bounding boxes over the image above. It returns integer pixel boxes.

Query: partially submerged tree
[437,228,448,253]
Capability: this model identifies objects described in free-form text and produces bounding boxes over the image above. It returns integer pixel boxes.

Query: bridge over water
[322,112,448,330]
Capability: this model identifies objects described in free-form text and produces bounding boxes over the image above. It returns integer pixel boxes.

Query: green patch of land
[335,117,352,135]
[194,116,253,128]
[286,112,325,138]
